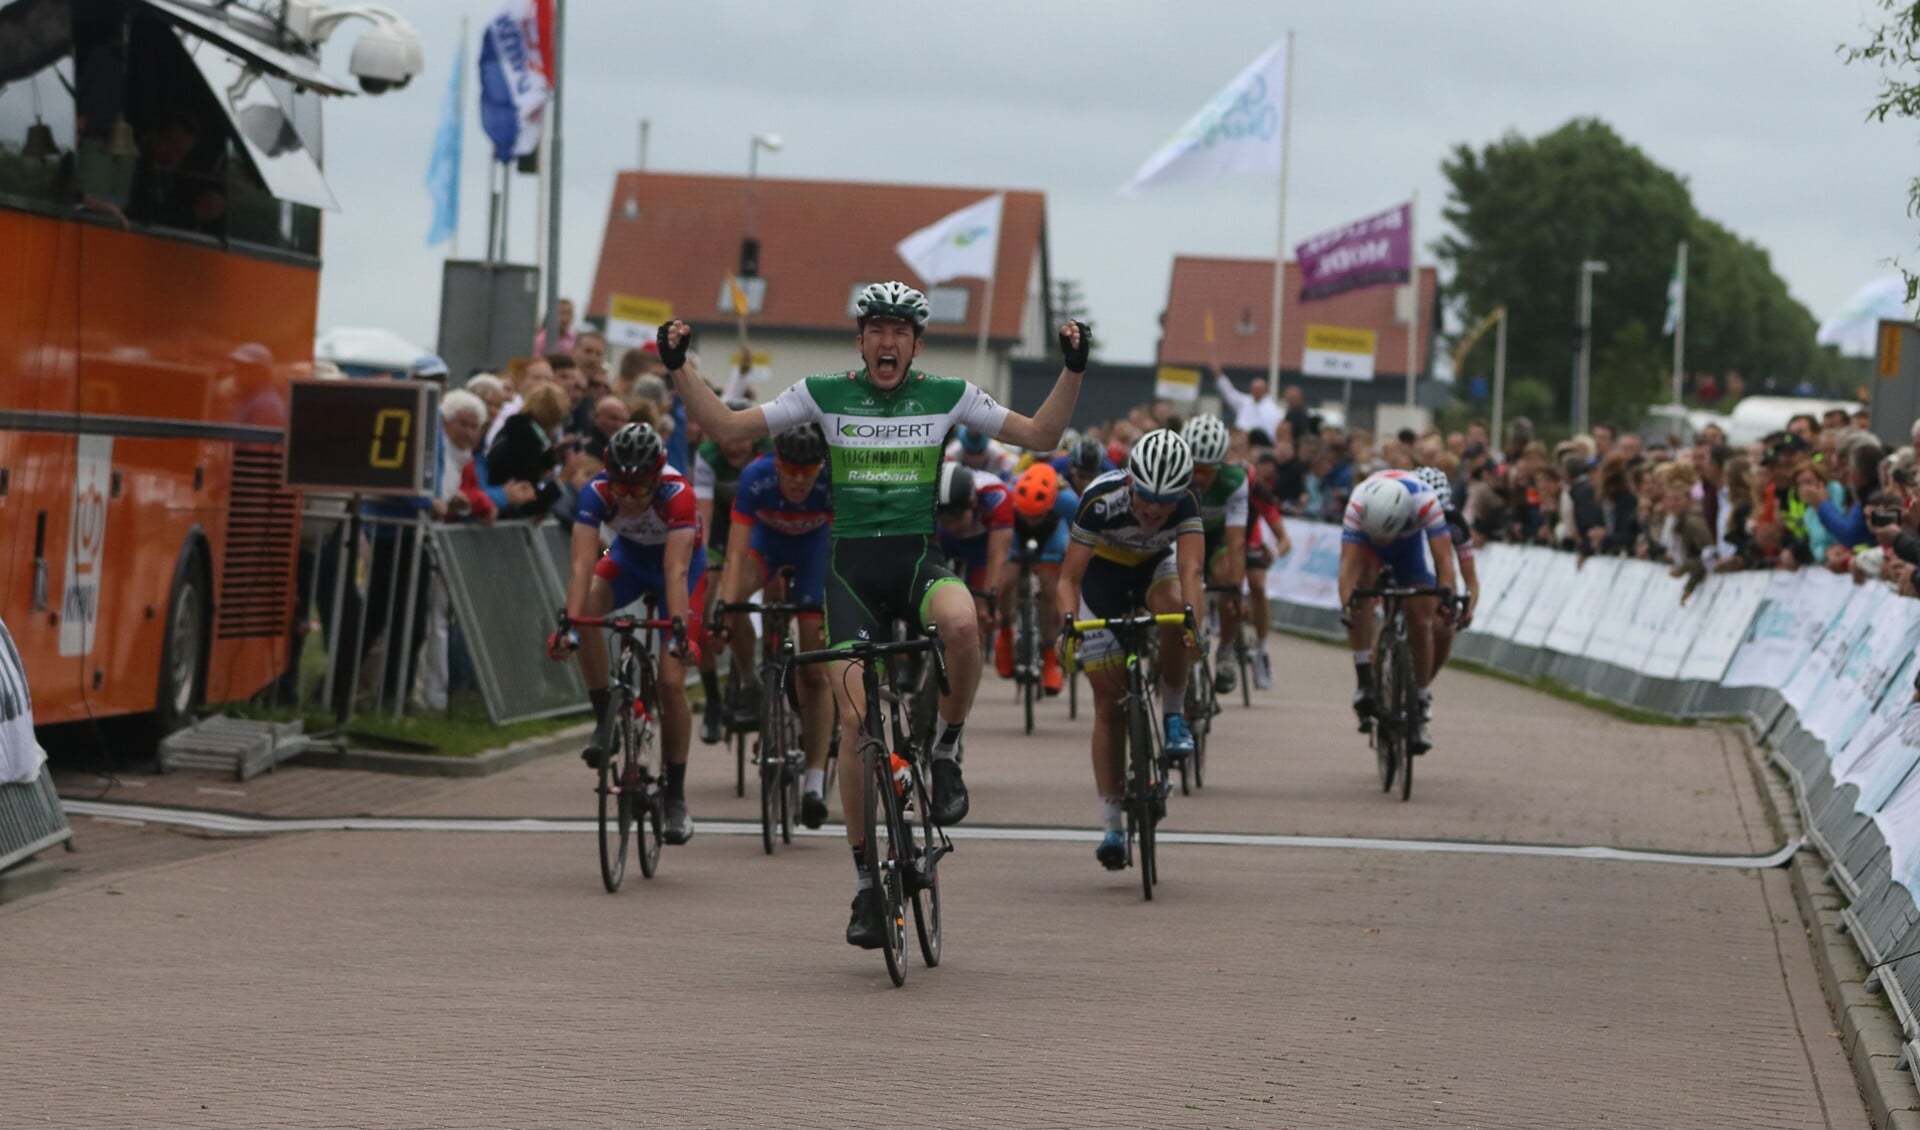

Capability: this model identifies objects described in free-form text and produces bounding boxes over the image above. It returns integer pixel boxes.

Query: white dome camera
[347,17,424,94]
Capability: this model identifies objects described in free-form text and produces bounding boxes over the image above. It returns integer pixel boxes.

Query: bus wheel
[155,545,209,737]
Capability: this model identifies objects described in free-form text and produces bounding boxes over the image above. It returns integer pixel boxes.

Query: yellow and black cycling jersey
[1067,469,1203,567]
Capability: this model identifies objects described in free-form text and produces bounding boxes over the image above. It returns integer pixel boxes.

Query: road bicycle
[1009,538,1045,734]
[553,607,682,892]
[787,629,952,986]
[711,577,821,854]
[1349,581,1445,802]
[1067,608,1192,901]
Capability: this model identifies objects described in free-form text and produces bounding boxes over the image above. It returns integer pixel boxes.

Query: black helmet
[774,423,827,465]
[607,422,664,480]
[935,461,975,515]
[1068,435,1105,476]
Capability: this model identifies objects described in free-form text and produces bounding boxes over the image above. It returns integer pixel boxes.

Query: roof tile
[1158,256,1437,375]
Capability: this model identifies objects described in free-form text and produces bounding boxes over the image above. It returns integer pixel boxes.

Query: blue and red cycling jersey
[576,466,707,608]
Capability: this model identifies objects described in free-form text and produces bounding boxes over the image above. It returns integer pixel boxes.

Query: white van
[1723,396,1862,446]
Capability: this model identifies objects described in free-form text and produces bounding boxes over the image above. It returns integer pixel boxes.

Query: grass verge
[223,691,591,758]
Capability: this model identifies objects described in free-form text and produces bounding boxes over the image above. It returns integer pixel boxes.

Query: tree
[1437,118,1830,420]
[1844,2,1920,302]
[1589,320,1666,430]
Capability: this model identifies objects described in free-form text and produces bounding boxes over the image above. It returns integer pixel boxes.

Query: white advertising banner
[1585,562,1653,667]
[1645,573,1709,680]
[1679,571,1771,683]
[1265,518,1345,610]
[1780,577,1880,714]
[1513,551,1579,648]
[1481,546,1552,641]
[1834,690,1920,812]
[1798,586,1912,742]
[1724,570,1845,690]
[1462,545,1520,635]
[1877,752,1920,898]
[1545,556,1620,655]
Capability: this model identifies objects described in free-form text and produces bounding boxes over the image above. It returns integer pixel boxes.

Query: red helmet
[1013,463,1060,521]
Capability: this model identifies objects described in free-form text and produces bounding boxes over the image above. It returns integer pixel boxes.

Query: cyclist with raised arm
[715,423,836,828]
[659,282,1089,949]
[692,402,771,744]
[1181,415,1251,695]
[934,461,1015,658]
[1338,471,1457,755]
[1057,429,1204,871]
[1411,465,1478,686]
[547,423,703,844]
[996,462,1078,696]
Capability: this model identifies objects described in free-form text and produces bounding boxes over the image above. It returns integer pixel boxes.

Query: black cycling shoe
[846,889,885,949]
[801,790,829,830]
[663,798,695,844]
[1410,721,1432,756]
[930,758,970,826]
[581,716,614,769]
[1351,688,1374,733]
[699,699,723,745]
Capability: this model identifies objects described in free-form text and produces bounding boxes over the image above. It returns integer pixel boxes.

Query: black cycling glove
[656,322,690,371]
[1059,320,1092,374]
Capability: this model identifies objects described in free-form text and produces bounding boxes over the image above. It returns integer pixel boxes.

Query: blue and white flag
[1122,40,1288,195]
[425,35,464,246]
[478,0,549,163]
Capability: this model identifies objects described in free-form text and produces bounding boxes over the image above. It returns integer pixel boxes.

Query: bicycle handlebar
[711,599,822,618]
[786,629,951,698]
[555,608,680,634]
[1067,608,1195,637]
[1348,585,1450,603]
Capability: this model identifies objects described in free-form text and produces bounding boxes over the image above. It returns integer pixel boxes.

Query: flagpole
[451,16,467,261]
[1266,29,1294,389]
[1671,239,1688,405]
[534,81,552,298]
[541,0,566,347]
[1404,187,1418,407]
[974,264,998,391]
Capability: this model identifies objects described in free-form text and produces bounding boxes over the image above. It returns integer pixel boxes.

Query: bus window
[0,0,78,216]
[226,141,320,257]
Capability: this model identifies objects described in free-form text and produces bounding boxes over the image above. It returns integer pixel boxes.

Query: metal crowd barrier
[294,506,587,729]
[1263,526,1920,1071]
[0,765,71,874]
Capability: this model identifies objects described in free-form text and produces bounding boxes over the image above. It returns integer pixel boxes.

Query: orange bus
[1,0,412,739]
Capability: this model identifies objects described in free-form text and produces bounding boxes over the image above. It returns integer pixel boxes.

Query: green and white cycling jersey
[760,368,1009,539]
[1197,463,1250,542]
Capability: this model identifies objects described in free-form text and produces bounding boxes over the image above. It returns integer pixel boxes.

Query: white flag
[895,194,1004,285]
[1662,242,1685,337]
[1121,40,1288,195]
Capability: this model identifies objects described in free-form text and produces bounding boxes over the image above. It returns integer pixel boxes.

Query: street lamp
[1574,259,1608,436]
[743,133,783,276]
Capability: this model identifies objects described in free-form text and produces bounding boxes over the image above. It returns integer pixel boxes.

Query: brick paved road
[11,636,1867,1128]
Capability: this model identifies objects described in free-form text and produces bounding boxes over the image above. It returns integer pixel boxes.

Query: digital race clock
[283,380,439,494]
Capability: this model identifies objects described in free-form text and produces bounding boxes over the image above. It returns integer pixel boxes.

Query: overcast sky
[313,0,1915,367]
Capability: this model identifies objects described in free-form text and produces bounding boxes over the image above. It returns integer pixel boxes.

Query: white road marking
[59,800,1800,870]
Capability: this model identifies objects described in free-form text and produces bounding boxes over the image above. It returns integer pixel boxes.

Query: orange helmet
[1013,463,1060,521]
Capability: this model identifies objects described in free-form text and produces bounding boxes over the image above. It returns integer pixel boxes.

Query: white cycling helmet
[1411,465,1452,510]
[1350,474,1420,544]
[1127,429,1194,499]
[1182,414,1231,465]
[854,281,930,331]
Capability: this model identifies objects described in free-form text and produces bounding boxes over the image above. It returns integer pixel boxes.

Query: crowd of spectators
[1047,374,1920,608]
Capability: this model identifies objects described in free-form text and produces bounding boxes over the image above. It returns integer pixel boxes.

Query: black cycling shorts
[824,534,962,649]
[1076,552,1179,670]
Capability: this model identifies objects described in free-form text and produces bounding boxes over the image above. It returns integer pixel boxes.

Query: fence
[1264,518,1920,1068]
[298,509,586,728]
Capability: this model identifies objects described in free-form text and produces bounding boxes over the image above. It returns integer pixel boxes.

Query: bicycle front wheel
[1396,635,1417,802]
[911,762,943,968]
[863,740,910,986]
[759,739,779,855]
[1128,697,1159,900]
[596,735,628,893]
[1373,642,1398,793]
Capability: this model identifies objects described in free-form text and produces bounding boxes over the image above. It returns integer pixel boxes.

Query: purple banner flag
[1296,203,1411,302]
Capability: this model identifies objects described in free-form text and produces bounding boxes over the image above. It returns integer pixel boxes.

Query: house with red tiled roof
[1157,255,1442,428]
[587,172,1051,401]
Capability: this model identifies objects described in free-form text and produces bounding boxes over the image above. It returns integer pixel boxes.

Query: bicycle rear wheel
[1238,633,1253,708]
[596,714,629,893]
[910,761,943,968]
[759,740,779,855]
[863,740,910,986]
[728,670,747,797]
[1396,635,1417,802]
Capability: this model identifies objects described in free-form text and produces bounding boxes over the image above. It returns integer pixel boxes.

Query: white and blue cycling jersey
[1341,470,1448,586]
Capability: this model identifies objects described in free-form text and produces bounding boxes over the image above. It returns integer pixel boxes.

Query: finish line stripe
[59,801,1801,870]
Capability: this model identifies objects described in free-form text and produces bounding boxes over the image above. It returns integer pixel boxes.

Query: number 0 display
[368,408,412,469]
